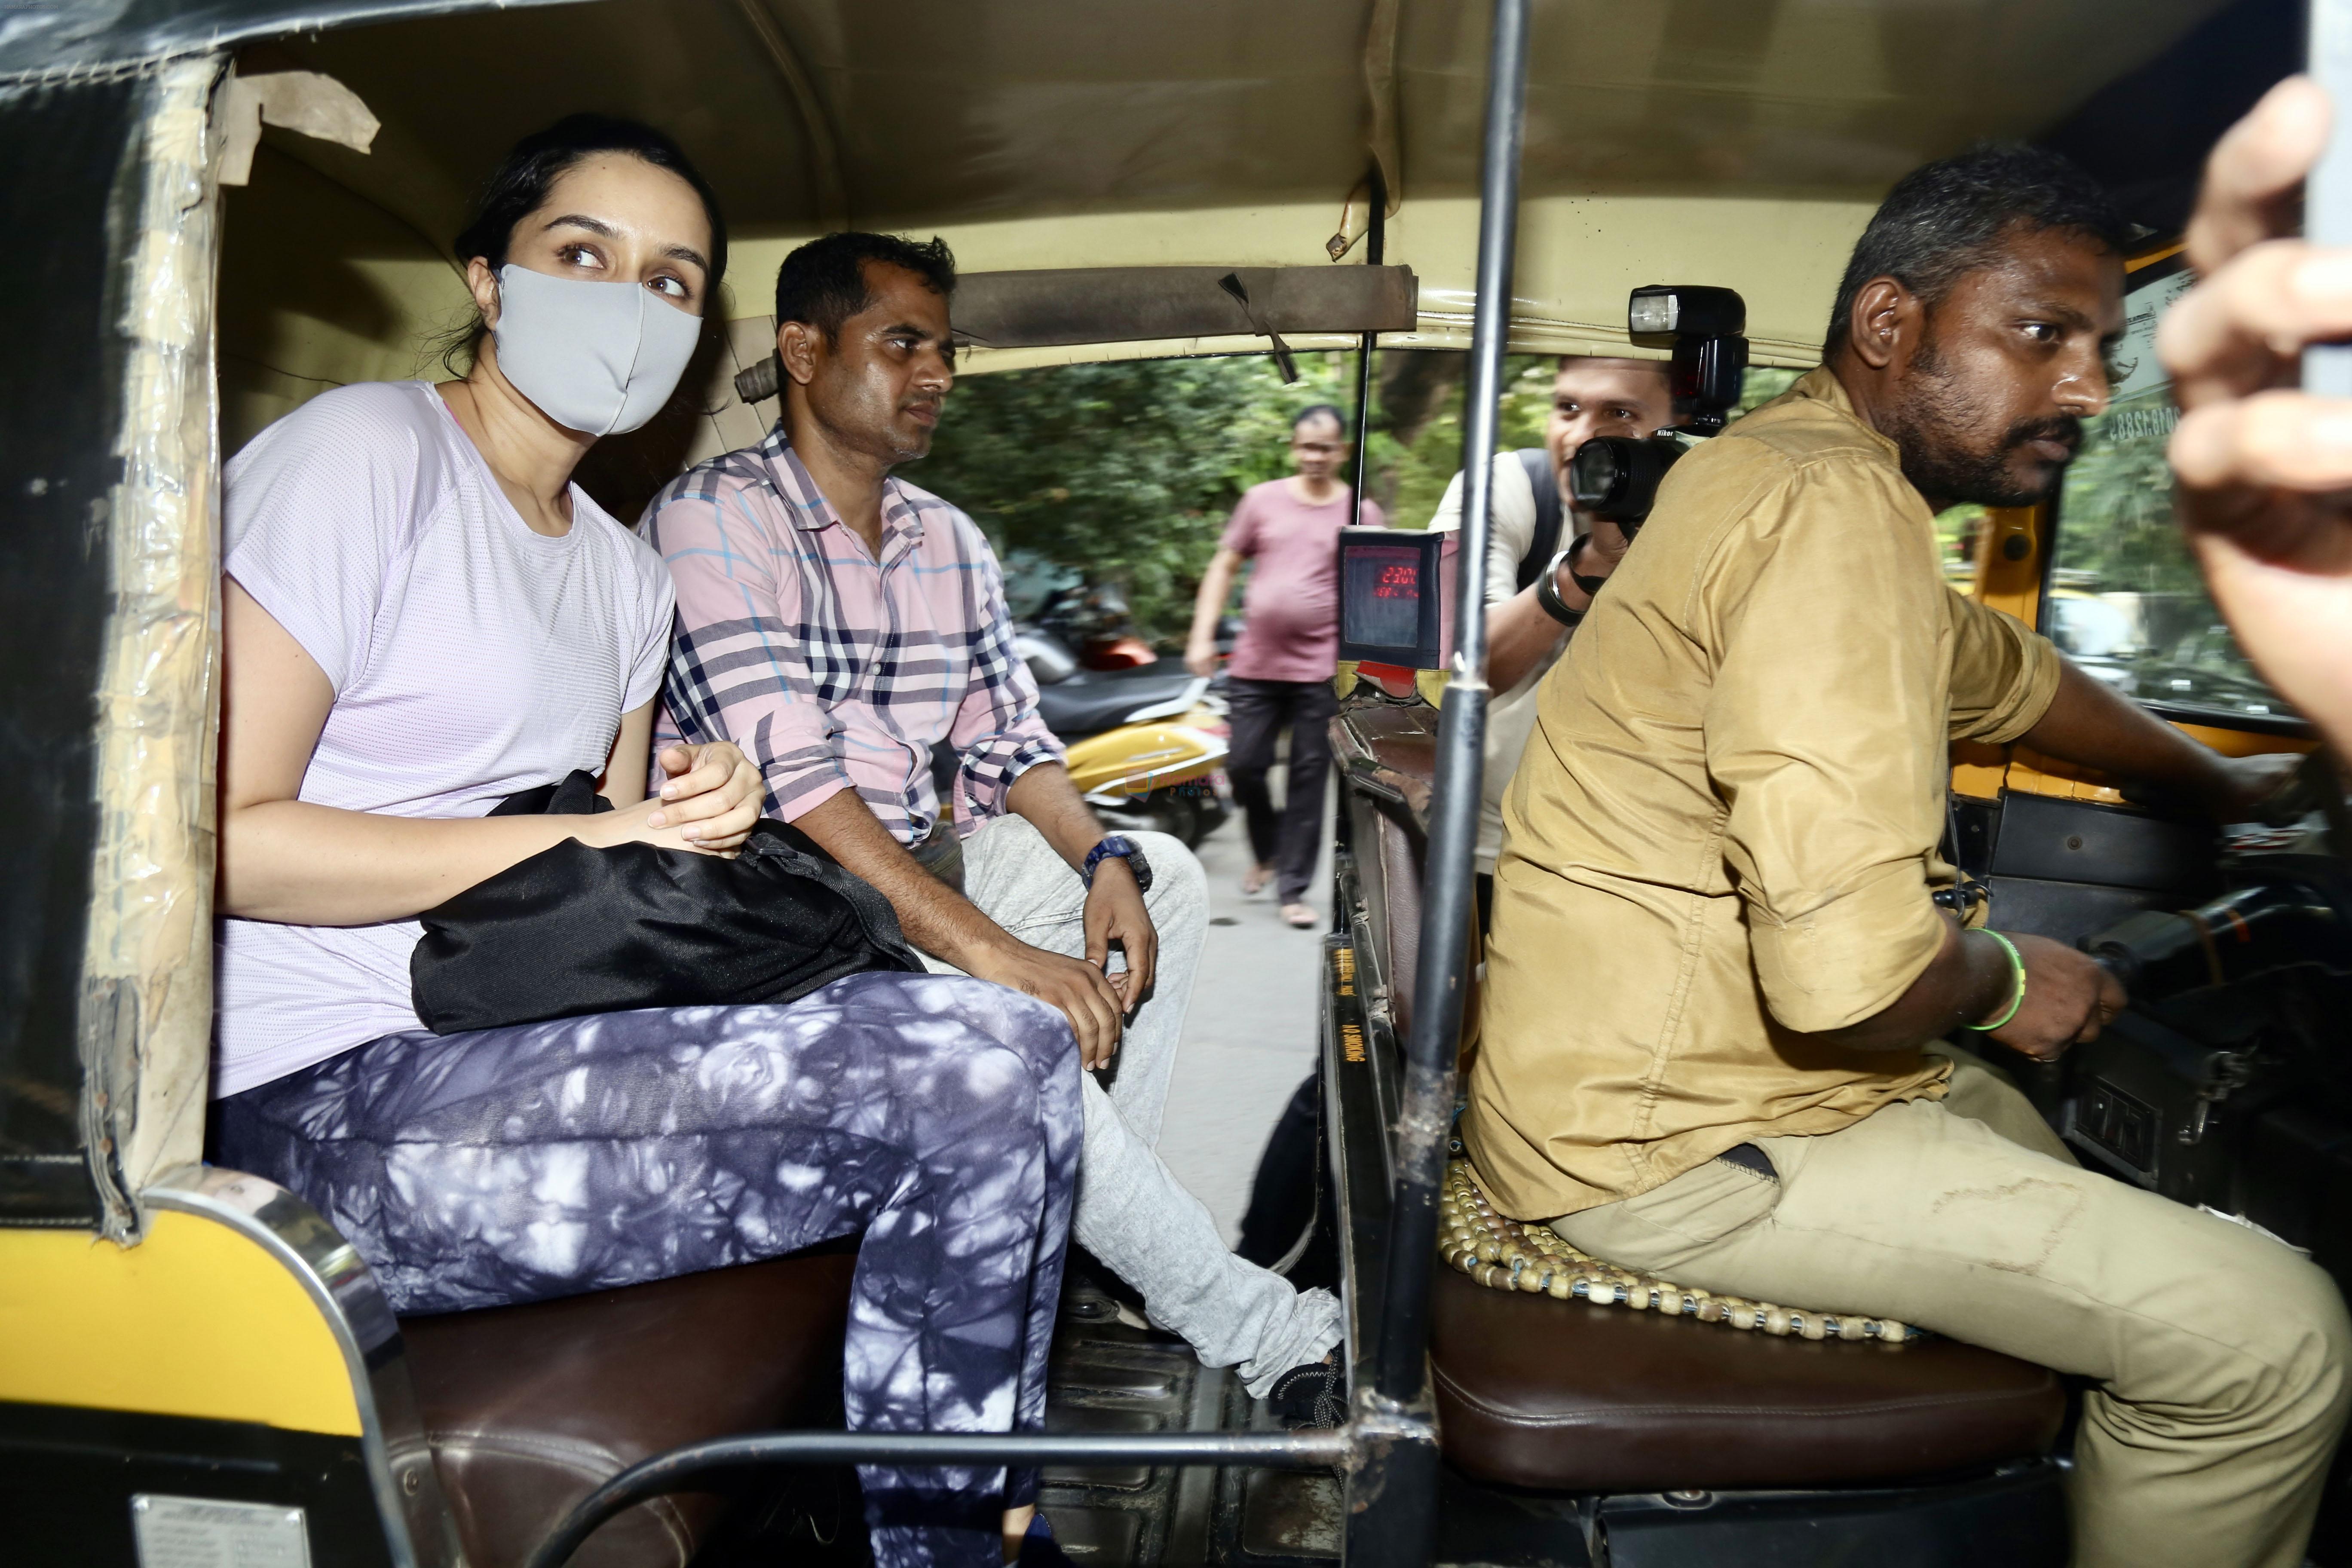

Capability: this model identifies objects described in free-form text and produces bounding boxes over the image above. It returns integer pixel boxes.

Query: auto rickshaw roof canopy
[10,0,2243,366]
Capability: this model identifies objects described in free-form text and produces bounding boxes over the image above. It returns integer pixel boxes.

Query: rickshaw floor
[690,1310,1345,1568]
[1032,1312,1351,1568]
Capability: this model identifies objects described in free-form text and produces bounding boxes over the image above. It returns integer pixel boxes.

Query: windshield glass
[2045,255,2294,723]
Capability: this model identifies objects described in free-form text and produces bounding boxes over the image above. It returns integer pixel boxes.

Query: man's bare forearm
[1487,585,1573,692]
[1007,763,1106,868]
[2020,657,2237,813]
[791,789,1007,968]
[1186,550,1240,649]
[1799,917,2017,1052]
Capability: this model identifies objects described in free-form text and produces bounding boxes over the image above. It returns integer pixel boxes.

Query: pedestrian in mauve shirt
[1185,405,1384,927]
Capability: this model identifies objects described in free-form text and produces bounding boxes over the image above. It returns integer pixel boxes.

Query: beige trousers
[1551,1056,2352,1568]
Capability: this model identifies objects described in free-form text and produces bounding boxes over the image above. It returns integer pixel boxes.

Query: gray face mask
[490,263,702,437]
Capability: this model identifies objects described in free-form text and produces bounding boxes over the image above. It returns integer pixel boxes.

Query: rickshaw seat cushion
[399,1248,858,1568]
[1429,1265,2065,1492]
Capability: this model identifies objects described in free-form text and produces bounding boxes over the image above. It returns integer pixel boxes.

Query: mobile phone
[2308,0,2352,394]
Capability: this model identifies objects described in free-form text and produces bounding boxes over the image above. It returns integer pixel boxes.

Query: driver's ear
[777,320,823,387]
[1848,277,1915,371]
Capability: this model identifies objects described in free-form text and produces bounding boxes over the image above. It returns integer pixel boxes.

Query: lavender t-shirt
[214,382,674,1096]
[1219,479,1384,683]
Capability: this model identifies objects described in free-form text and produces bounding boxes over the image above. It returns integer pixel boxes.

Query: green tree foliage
[921,349,1566,639]
[917,353,1822,642]
[917,353,1318,640]
[2051,400,2205,597]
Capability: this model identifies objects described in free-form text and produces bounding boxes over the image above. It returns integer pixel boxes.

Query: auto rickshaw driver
[1465,142,2351,1568]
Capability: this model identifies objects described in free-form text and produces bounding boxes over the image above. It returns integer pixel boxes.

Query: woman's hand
[646,741,766,850]
[576,796,726,856]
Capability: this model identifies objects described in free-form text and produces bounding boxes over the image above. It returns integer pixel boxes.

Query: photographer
[1424,356,1674,897]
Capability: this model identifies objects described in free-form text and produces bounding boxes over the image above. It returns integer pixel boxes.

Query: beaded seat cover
[1439,1160,1923,1344]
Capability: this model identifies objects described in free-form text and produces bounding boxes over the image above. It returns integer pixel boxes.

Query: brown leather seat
[1430,1265,2066,1491]
[400,1251,858,1568]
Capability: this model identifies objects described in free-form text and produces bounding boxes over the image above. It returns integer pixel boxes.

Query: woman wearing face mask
[211,115,1079,1568]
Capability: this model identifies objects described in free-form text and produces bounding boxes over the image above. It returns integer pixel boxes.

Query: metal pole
[1348,165,1388,529]
[1336,164,1390,935]
[1372,0,1528,1405]
[526,1430,1350,1568]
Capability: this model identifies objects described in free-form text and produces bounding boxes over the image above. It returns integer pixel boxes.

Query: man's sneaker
[1265,1355,1346,1429]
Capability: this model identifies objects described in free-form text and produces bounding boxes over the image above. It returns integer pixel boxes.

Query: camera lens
[1568,440,1624,510]
[1570,435,1684,523]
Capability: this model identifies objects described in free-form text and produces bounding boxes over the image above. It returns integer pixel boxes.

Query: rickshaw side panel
[0,70,143,1228]
[0,1180,423,1568]
[0,1210,360,1432]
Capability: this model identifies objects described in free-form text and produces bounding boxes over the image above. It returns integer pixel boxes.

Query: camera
[1567,285,1749,529]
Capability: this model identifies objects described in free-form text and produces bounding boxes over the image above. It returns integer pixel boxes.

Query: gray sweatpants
[928,813,1342,1395]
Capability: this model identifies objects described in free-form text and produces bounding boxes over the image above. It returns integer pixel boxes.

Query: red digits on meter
[1373,563,1418,600]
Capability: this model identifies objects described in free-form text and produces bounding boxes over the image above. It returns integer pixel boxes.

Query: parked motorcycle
[1017,628,1230,848]
[1035,581,1159,671]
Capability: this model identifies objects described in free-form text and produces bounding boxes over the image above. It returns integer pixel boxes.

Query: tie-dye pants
[213,971,1081,1568]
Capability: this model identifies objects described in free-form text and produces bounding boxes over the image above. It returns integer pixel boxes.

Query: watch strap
[1082,835,1153,893]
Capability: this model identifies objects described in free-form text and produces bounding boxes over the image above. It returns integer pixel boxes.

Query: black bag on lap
[410,770,924,1035]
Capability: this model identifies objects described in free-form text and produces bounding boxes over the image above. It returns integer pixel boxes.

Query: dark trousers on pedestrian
[1225,676,1337,905]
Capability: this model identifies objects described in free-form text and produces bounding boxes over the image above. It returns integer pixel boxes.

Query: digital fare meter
[1335,527,1456,672]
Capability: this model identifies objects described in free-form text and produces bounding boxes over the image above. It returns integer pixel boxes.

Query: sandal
[1281,903,1317,928]
[1242,864,1273,897]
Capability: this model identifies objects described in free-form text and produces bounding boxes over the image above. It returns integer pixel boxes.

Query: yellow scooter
[1020,633,1231,847]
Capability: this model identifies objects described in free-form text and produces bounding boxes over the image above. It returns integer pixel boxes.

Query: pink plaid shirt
[644,426,1063,846]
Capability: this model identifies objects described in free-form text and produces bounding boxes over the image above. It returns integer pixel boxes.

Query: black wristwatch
[1082,834,1154,893]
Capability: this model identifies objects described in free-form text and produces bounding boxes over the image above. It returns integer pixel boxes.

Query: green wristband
[1965,930,2026,1032]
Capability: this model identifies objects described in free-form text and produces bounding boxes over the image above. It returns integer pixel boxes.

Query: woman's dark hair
[1292,403,1348,437]
[1824,143,2128,359]
[438,113,728,373]
[774,231,957,339]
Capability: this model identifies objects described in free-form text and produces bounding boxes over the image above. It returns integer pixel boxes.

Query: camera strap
[1514,447,1563,591]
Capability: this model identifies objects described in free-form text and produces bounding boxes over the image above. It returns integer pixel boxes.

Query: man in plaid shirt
[646,233,1345,1430]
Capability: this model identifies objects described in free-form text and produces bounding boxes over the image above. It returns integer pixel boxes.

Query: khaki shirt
[1463,368,2062,1219]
